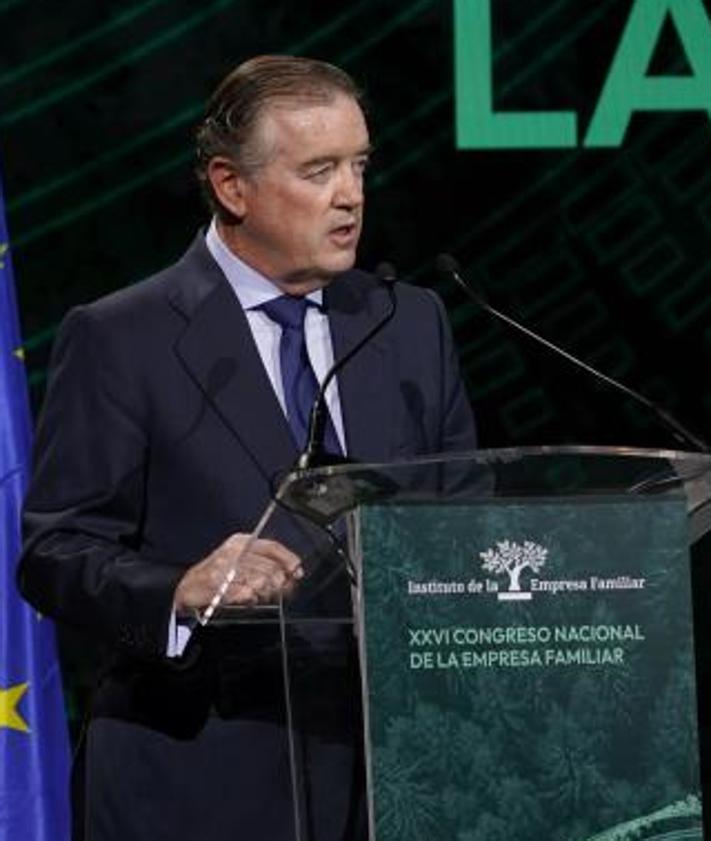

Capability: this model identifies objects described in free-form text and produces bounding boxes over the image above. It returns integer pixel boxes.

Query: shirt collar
[205,219,324,311]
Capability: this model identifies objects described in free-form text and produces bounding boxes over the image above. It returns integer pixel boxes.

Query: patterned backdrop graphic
[0,0,709,726]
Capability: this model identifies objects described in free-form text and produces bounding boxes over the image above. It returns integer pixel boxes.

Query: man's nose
[333,165,364,208]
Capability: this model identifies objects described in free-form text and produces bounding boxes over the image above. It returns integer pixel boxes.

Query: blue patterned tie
[259,295,342,455]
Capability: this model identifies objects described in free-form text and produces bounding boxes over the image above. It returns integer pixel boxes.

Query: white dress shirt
[167,221,347,656]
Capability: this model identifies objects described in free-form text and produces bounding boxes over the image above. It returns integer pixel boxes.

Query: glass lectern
[201,446,711,841]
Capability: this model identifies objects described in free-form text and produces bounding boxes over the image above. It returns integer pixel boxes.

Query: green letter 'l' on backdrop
[454,0,576,148]
[358,497,702,841]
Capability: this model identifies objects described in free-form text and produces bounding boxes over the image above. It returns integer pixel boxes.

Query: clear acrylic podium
[201,446,711,841]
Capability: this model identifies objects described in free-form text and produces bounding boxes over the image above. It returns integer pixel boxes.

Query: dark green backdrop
[2,0,710,733]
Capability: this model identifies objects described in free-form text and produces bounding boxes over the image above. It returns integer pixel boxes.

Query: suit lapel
[169,236,298,483]
[327,273,396,463]
[167,238,396,474]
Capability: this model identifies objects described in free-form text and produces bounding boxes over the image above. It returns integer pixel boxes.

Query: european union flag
[0,166,70,837]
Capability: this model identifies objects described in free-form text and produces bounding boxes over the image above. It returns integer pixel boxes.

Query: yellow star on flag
[0,242,7,269]
[0,682,30,733]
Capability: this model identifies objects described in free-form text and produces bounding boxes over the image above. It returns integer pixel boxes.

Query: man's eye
[305,167,331,182]
[354,158,370,175]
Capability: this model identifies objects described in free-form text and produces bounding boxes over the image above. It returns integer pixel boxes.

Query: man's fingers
[243,566,293,599]
[175,534,304,612]
[249,538,303,578]
[228,576,292,605]
[229,582,259,605]
[222,535,302,575]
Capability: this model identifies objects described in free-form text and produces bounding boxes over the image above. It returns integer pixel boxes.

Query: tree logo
[480,540,548,601]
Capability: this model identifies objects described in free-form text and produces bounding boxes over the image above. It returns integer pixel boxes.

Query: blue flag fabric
[0,169,70,838]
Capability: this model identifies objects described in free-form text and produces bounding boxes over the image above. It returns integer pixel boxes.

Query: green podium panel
[359,496,702,841]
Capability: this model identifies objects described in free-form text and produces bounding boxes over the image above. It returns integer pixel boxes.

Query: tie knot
[260,295,310,330]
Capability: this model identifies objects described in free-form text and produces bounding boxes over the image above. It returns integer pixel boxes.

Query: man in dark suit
[18,56,476,841]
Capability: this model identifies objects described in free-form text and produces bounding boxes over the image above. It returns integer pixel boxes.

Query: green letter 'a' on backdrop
[586,0,711,147]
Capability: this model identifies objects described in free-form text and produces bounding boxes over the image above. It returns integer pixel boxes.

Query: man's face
[220,93,370,289]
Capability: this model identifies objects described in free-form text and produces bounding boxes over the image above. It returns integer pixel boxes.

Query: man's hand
[173,534,303,614]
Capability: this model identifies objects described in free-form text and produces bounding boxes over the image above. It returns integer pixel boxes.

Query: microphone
[296,262,398,469]
[435,253,710,453]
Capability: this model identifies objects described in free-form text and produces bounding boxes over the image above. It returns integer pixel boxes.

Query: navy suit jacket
[19,234,476,841]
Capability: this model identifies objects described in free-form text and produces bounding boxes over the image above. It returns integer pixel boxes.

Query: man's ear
[206,156,248,219]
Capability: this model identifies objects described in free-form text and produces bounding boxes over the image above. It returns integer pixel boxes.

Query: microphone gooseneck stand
[278,260,399,841]
[297,261,399,470]
[435,253,710,454]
